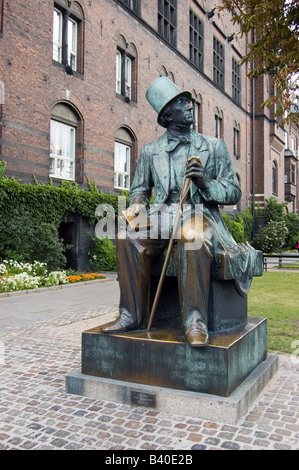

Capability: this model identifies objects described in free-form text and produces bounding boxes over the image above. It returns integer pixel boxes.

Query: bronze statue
[103,77,259,347]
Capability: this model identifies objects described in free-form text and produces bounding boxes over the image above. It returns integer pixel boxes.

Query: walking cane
[146,157,202,332]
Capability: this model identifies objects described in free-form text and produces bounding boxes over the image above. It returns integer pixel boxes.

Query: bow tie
[166,135,191,152]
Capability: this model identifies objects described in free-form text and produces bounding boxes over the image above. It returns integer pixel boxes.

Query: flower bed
[67,273,106,283]
[0,260,105,293]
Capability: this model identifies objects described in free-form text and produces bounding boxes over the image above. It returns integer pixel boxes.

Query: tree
[219,0,299,125]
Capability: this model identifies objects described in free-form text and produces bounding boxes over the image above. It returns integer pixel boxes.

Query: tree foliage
[219,0,299,125]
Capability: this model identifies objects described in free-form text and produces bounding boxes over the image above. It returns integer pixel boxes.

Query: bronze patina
[102,76,260,348]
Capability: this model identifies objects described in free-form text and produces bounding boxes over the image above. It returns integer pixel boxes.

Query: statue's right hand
[126,204,144,218]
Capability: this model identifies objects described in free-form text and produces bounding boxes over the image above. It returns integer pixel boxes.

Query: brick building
[0,0,298,267]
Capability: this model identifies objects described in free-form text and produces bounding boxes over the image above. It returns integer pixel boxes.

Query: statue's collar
[166,128,192,151]
[165,129,204,152]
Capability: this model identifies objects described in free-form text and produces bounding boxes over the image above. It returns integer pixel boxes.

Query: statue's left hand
[185,156,206,189]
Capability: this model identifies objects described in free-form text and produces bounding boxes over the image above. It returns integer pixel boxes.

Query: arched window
[159,66,175,83]
[116,36,137,102]
[215,107,223,139]
[50,102,82,181]
[233,121,241,159]
[191,90,202,133]
[52,1,84,75]
[272,160,278,195]
[114,127,135,190]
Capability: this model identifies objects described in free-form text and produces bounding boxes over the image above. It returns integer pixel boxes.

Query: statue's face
[167,95,193,128]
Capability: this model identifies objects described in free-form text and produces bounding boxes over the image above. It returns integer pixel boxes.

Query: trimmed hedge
[0,161,127,269]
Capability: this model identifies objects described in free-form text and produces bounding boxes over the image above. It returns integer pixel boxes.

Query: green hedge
[0,161,127,270]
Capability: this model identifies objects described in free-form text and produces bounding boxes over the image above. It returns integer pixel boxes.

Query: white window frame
[114,141,131,190]
[116,50,122,95]
[125,56,132,99]
[53,9,78,71]
[53,8,63,63]
[50,120,76,181]
[116,51,132,99]
[68,17,78,71]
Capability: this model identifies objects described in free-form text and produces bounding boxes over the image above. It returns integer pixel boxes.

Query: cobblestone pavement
[0,294,298,451]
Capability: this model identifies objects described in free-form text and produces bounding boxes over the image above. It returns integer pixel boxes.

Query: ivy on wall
[0,162,125,225]
[0,161,128,269]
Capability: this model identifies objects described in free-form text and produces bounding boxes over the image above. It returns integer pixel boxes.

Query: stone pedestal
[81,317,267,397]
[66,354,278,425]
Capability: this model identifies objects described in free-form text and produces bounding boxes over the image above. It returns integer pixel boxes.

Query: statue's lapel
[190,131,210,168]
[152,134,169,196]
[190,131,211,199]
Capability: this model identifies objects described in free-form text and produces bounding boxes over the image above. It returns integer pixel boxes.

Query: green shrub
[264,196,287,223]
[0,209,67,271]
[0,161,123,270]
[88,237,117,272]
[253,220,288,253]
[221,213,245,243]
[284,212,299,249]
[239,205,254,241]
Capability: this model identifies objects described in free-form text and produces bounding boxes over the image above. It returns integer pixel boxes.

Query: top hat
[146,76,192,126]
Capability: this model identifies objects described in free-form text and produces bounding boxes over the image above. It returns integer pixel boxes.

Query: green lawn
[248,272,299,354]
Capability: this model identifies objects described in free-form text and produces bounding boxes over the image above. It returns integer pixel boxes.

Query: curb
[0,277,116,299]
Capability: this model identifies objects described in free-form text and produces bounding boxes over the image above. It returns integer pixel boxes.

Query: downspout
[251,29,256,240]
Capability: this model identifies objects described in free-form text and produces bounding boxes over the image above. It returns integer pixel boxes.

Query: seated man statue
[103,76,259,347]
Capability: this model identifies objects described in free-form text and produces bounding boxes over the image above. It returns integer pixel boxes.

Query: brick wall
[0,0,296,214]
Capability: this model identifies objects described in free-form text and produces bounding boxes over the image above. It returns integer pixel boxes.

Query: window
[53,9,63,63]
[118,0,140,14]
[272,161,278,195]
[215,115,222,138]
[0,0,4,36]
[50,102,82,182]
[158,0,177,47]
[213,37,224,89]
[52,3,83,74]
[114,142,131,190]
[116,51,132,99]
[232,58,241,105]
[50,120,76,180]
[189,10,203,71]
[291,163,296,185]
[233,123,240,159]
[114,127,135,190]
[116,37,137,102]
[191,92,202,133]
[215,108,223,139]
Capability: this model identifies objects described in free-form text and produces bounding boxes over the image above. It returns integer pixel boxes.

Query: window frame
[53,8,63,63]
[213,37,225,90]
[158,0,177,47]
[0,0,3,36]
[233,123,241,159]
[50,119,76,181]
[115,39,137,102]
[52,3,83,75]
[118,0,140,15]
[116,49,133,100]
[114,141,131,190]
[232,57,241,105]
[272,160,278,195]
[189,10,203,71]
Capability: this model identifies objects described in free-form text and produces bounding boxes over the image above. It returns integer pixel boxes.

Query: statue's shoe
[101,315,137,334]
[184,326,209,347]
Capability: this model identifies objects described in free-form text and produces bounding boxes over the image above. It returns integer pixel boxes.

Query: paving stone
[0,303,298,451]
